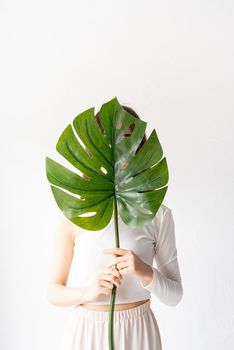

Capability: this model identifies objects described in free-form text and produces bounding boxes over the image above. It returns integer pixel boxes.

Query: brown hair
[95,105,147,154]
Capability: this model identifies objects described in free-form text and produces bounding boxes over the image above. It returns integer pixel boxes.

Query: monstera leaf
[45,97,169,349]
[45,97,168,230]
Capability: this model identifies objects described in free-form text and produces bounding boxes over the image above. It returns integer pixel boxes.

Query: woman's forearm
[47,283,87,307]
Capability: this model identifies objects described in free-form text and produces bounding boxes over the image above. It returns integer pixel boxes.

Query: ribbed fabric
[60,299,162,350]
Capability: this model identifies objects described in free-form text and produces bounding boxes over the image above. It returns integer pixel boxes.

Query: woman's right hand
[85,267,123,302]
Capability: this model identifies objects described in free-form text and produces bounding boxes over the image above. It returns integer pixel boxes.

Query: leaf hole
[100,166,108,174]
[84,146,93,158]
[72,127,93,158]
[120,162,128,170]
[124,123,135,137]
[77,212,97,217]
[117,120,122,129]
[81,173,90,181]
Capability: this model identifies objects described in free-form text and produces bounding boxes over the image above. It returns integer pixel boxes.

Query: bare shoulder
[48,213,77,286]
[57,213,74,241]
[58,213,83,241]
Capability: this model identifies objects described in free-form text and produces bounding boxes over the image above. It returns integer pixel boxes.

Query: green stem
[108,198,120,350]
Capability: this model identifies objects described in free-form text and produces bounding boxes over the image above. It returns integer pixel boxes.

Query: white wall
[1,1,234,349]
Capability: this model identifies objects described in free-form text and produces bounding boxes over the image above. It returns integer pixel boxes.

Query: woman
[47,105,183,349]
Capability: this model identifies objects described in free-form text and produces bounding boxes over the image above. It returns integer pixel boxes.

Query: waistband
[74,299,151,322]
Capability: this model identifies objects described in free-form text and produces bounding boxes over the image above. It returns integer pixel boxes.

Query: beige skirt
[60,299,162,350]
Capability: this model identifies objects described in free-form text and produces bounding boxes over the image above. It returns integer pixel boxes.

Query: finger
[110,270,123,280]
[113,262,129,271]
[103,268,122,279]
[101,275,121,288]
[100,280,115,289]
[107,257,127,268]
[103,248,129,256]
[109,261,129,274]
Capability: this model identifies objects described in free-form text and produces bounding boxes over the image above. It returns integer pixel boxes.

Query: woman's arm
[47,214,87,307]
[140,207,183,307]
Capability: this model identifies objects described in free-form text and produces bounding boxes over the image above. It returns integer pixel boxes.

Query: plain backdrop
[1,1,234,349]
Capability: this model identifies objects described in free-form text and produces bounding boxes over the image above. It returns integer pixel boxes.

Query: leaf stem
[108,198,120,350]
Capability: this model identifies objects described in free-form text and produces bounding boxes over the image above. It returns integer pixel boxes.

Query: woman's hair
[95,105,147,154]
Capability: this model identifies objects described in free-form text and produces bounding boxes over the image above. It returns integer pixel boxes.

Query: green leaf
[45,97,169,231]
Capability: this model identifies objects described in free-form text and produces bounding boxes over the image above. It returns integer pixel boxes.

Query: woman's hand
[85,267,123,302]
[103,248,153,285]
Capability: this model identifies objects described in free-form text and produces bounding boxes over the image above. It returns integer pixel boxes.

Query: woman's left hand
[103,247,153,285]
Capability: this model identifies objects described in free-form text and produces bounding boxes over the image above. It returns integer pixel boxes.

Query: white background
[1,1,234,349]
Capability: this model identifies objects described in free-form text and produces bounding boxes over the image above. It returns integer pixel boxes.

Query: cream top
[67,204,183,307]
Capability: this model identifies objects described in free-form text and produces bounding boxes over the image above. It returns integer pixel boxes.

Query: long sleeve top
[67,204,183,307]
[139,205,183,306]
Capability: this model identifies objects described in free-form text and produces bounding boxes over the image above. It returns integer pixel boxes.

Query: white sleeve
[140,207,183,307]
